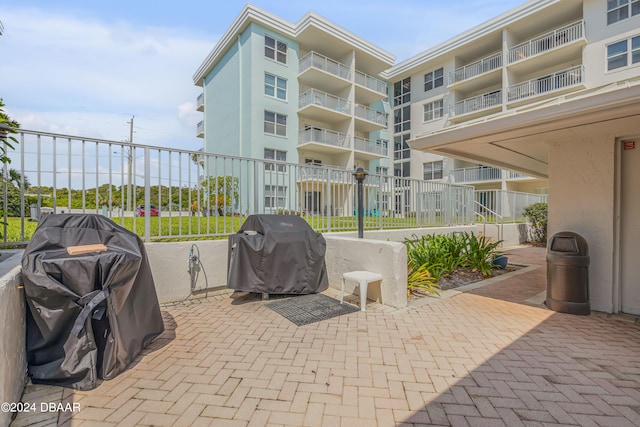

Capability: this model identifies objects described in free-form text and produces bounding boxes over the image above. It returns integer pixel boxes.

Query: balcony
[354,137,389,160]
[451,166,532,183]
[450,90,502,121]
[299,89,351,123]
[196,93,204,112]
[508,20,585,65]
[298,127,351,154]
[451,166,501,183]
[354,70,388,105]
[449,52,503,86]
[196,120,204,138]
[354,104,388,132]
[507,65,585,104]
[298,51,351,93]
[297,165,349,183]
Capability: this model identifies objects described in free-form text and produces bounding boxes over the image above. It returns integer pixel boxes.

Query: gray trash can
[546,231,590,315]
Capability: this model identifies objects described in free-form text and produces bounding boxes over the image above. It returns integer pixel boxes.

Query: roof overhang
[408,81,640,179]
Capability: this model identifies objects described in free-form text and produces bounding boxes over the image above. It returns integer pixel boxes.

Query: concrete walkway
[12,246,640,426]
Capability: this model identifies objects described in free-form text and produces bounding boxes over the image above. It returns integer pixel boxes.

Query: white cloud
[0,7,212,151]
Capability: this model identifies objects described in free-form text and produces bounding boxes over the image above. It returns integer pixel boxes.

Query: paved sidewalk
[12,246,640,426]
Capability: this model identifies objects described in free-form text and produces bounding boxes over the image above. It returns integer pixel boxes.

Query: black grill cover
[21,214,164,390]
[227,215,328,294]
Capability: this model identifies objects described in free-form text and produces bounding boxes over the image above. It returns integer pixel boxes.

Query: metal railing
[196,93,204,111]
[507,65,584,103]
[451,90,502,117]
[475,200,503,244]
[451,166,534,183]
[354,137,389,157]
[354,70,388,96]
[449,52,503,85]
[451,166,502,183]
[354,104,388,127]
[299,89,351,114]
[299,51,351,81]
[475,190,547,223]
[2,130,476,244]
[508,20,585,64]
[298,128,350,149]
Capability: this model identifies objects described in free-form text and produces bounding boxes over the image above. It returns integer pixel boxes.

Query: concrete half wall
[145,225,529,308]
[0,254,26,427]
[145,235,410,309]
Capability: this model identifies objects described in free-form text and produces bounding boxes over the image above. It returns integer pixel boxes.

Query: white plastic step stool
[340,271,383,311]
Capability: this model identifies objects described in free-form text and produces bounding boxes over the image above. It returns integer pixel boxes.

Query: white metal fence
[2,130,480,244]
[475,190,548,223]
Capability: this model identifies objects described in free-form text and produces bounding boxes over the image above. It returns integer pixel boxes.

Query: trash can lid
[548,231,588,256]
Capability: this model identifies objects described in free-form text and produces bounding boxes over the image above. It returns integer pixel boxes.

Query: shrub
[461,232,502,277]
[523,202,548,244]
[405,231,504,289]
[407,263,440,295]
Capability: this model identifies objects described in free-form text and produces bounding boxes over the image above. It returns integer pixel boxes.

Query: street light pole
[353,167,368,239]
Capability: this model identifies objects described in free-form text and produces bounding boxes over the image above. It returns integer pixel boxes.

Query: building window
[607,0,640,25]
[394,106,411,133]
[394,162,410,178]
[607,36,640,70]
[424,68,444,91]
[393,134,410,161]
[264,111,287,136]
[265,35,287,64]
[423,99,444,122]
[423,161,443,180]
[265,73,287,100]
[264,185,287,209]
[264,148,286,172]
[393,77,411,106]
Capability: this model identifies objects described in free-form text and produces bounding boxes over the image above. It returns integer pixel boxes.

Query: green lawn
[2,213,459,245]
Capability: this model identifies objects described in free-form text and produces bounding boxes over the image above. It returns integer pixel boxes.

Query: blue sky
[1,0,525,152]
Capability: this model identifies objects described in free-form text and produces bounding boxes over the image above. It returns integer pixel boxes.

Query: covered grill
[21,214,165,390]
[227,215,328,295]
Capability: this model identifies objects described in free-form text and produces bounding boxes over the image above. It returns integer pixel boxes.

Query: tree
[1,98,20,231]
[523,202,548,244]
[201,176,239,216]
[0,98,19,165]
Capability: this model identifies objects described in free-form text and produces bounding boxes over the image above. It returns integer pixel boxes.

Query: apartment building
[193,5,393,214]
[194,1,640,314]
[404,0,640,315]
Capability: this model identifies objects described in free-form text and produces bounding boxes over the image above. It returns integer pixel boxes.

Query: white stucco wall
[0,254,26,427]
[548,136,616,313]
[145,235,410,308]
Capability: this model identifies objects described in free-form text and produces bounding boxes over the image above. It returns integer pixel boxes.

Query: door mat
[266,293,360,326]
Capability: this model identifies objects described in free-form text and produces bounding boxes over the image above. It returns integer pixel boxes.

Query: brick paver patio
[12,246,640,426]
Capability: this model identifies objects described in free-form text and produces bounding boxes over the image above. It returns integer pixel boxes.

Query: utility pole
[126,116,134,212]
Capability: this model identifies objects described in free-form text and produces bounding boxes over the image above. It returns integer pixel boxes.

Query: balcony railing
[354,70,388,96]
[449,52,503,85]
[299,89,351,114]
[196,93,204,111]
[196,120,204,138]
[508,20,585,64]
[451,90,502,117]
[299,51,351,80]
[354,137,389,156]
[298,128,351,150]
[507,65,584,103]
[354,104,388,127]
[452,166,502,183]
